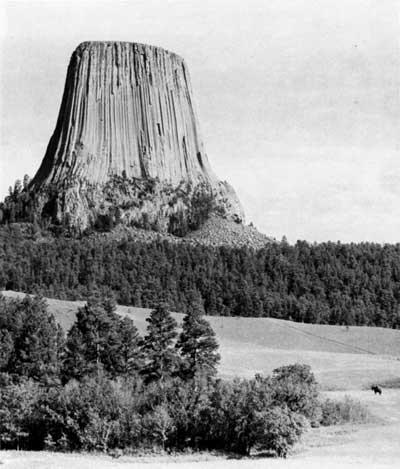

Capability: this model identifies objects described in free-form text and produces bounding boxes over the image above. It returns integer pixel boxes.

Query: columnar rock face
[29,41,244,232]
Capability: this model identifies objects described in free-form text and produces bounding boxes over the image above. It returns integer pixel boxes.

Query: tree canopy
[2,224,400,328]
[141,303,179,383]
[176,295,220,379]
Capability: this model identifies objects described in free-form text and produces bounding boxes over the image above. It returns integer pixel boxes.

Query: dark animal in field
[371,385,382,395]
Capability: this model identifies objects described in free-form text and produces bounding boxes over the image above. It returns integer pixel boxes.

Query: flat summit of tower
[75,41,184,59]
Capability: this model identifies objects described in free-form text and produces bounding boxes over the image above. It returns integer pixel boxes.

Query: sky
[0,0,399,243]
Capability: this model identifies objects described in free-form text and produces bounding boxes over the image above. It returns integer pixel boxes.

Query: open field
[3,290,400,390]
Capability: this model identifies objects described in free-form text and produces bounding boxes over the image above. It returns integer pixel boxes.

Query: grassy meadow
[3,290,400,390]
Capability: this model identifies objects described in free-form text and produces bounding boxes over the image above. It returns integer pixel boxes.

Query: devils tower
[26,41,244,233]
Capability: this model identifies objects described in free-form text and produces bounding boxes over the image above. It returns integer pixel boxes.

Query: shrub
[201,376,275,455]
[271,364,320,424]
[141,404,175,450]
[0,371,315,457]
[0,378,42,450]
[253,407,309,457]
[320,395,371,426]
[35,374,142,452]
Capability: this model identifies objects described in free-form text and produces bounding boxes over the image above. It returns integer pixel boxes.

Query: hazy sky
[1,0,399,243]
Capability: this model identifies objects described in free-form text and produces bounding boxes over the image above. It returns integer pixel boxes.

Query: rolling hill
[3,290,400,390]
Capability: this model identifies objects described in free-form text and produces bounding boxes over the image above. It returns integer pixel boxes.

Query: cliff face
[29,41,244,232]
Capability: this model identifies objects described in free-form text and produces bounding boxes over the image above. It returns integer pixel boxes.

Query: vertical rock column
[29,41,244,230]
[31,41,216,188]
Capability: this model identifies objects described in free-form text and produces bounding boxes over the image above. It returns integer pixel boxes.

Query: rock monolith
[29,41,244,232]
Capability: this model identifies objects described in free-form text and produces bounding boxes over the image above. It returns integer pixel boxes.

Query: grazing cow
[371,385,382,395]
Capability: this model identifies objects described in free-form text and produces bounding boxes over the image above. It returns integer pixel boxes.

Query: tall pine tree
[176,296,220,379]
[0,295,64,384]
[141,303,179,383]
[116,316,144,375]
[62,297,143,381]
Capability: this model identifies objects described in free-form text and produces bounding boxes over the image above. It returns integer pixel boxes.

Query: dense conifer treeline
[1,225,400,327]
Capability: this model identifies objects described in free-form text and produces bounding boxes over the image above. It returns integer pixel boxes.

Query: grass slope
[3,290,400,390]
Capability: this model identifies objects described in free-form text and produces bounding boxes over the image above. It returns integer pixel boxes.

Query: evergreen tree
[141,303,179,383]
[176,297,220,379]
[22,174,30,190]
[116,316,144,375]
[0,329,14,369]
[62,298,143,381]
[4,226,400,328]
[61,326,88,382]
[0,295,64,384]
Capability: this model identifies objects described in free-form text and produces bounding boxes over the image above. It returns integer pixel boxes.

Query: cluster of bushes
[0,294,327,457]
[320,396,372,426]
[2,223,400,328]
[0,371,316,456]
